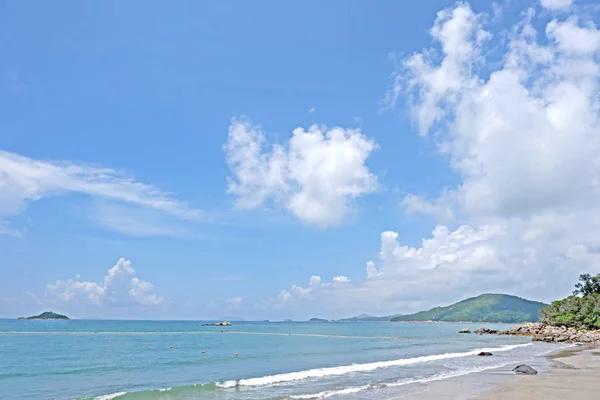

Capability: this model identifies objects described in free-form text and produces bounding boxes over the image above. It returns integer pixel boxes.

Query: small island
[201,321,232,326]
[18,311,69,320]
[309,317,329,322]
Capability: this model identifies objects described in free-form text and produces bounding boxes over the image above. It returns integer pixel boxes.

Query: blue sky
[2,0,600,320]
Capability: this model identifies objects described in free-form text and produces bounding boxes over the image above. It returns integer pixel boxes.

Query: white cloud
[546,17,600,54]
[271,2,600,314]
[401,193,455,220]
[92,202,193,238]
[396,4,600,220]
[0,220,23,237]
[224,117,378,227]
[0,150,202,235]
[540,0,574,11]
[45,258,163,307]
[308,107,316,113]
[332,276,350,283]
[226,297,243,307]
[366,261,379,278]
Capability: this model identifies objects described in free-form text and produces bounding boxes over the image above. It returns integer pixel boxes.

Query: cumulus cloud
[271,2,600,314]
[0,150,202,235]
[540,0,574,11]
[45,258,163,307]
[224,117,378,227]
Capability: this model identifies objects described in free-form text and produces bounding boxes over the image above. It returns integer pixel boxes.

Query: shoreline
[477,344,600,399]
[377,343,598,399]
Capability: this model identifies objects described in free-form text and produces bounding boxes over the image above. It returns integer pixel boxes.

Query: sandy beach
[371,345,600,400]
[479,346,600,400]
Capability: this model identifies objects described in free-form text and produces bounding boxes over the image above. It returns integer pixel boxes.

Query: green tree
[573,273,600,297]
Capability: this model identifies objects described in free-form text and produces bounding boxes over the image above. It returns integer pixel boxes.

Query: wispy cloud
[0,149,203,235]
[0,220,23,237]
[92,202,195,238]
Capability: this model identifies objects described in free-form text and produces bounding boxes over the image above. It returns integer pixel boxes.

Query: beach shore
[478,345,600,400]
[373,345,600,400]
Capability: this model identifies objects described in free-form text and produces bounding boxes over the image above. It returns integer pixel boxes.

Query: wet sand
[479,345,600,400]
[373,345,600,400]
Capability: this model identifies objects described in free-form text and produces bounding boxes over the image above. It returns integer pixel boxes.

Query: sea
[0,320,562,400]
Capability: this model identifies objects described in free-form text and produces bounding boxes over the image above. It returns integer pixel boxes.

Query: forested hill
[391,294,546,323]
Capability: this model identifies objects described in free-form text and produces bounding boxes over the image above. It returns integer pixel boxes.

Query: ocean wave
[216,343,531,388]
[94,393,127,400]
[289,362,519,399]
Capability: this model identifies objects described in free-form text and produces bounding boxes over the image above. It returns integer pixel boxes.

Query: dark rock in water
[549,360,577,369]
[478,352,493,356]
[459,328,471,333]
[512,364,538,375]
[202,321,232,327]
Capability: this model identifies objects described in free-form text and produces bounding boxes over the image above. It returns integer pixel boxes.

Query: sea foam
[217,343,532,388]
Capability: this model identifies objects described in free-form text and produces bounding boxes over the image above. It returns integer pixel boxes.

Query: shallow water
[0,320,559,400]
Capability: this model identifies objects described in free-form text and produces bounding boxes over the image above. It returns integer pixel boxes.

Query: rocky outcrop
[473,322,600,343]
[459,328,471,333]
[202,321,232,327]
[549,360,577,369]
[478,352,493,356]
[513,364,538,375]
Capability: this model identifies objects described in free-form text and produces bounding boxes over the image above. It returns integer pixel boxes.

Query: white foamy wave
[290,361,520,399]
[94,393,127,400]
[217,380,238,388]
[290,384,387,399]
[217,343,531,388]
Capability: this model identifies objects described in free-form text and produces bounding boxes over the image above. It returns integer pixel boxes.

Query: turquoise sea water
[0,320,558,400]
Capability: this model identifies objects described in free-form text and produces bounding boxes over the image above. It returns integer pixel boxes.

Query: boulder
[512,364,538,375]
[478,352,493,356]
[549,361,577,369]
[459,328,471,334]
[555,335,569,342]
[202,321,233,327]
[510,325,522,334]
[543,336,554,342]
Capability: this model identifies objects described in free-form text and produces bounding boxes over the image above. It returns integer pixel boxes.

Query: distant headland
[18,311,70,320]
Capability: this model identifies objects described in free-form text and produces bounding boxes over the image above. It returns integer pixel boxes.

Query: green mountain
[19,311,69,320]
[391,294,547,323]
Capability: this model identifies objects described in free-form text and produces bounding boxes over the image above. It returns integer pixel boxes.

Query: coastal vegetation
[391,294,546,323]
[18,311,69,320]
[540,274,600,330]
